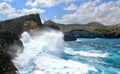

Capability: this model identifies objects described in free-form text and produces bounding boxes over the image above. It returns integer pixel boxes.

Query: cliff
[63,25,120,41]
[0,14,44,74]
[0,14,43,36]
[0,30,23,74]
[58,22,120,41]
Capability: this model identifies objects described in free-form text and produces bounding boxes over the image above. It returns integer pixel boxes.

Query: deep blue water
[62,38,120,74]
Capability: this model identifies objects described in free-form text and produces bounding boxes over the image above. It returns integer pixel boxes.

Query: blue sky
[0,0,120,25]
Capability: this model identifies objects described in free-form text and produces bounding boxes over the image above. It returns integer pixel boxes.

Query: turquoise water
[63,38,120,74]
[14,31,120,74]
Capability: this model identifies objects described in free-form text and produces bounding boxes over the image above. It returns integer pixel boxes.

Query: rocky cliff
[0,14,43,36]
[0,14,44,74]
[0,30,23,74]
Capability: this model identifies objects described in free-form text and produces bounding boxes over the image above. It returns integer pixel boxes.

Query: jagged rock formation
[0,14,44,74]
[0,30,23,74]
[0,14,45,74]
[0,14,43,36]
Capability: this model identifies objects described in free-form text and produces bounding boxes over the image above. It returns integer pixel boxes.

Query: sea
[12,29,120,74]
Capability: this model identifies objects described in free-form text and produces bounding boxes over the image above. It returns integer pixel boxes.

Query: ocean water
[13,30,120,74]
[65,38,120,74]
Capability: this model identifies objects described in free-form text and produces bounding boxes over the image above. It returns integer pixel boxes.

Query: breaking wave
[12,29,97,74]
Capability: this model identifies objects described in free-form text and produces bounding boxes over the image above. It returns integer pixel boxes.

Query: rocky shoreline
[0,14,42,74]
[0,31,23,74]
[0,13,120,73]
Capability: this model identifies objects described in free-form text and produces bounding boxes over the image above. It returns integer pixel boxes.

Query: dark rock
[0,30,23,74]
[0,53,18,74]
[0,14,44,74]
[64,33,77,41]
[64,29,97,41]
[64,28,120,41]
[0,14,43,36]
[67,29,96,38]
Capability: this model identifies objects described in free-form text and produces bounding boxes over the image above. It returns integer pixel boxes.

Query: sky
[0,0,120,25]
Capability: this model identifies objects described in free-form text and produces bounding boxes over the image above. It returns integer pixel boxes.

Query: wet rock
[0,30,23,74]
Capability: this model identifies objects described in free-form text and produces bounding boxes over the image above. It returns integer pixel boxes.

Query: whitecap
[65,48,109,58]
[34,53,97,74]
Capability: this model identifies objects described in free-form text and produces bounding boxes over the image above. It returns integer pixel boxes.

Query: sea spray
[12,29,97,74]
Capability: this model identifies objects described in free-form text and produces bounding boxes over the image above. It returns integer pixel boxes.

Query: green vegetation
[44,20,120,38]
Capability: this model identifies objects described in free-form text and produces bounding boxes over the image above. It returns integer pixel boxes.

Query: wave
[65,48,109,58]
[12,29,97,74]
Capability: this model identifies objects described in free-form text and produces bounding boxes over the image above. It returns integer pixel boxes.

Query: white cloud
[8,13,22,18]
[21,8,45,14]
[116,0,120,6]
[8,8,45,18]
[0,2,15,14]
[64,4,77,10]
[55,0,120,25]
[3,0,13,2]
[26,0,74,7]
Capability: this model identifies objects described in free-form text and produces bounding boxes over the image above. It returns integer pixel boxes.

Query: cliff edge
[0,14,43,36]
[0,14,43,74]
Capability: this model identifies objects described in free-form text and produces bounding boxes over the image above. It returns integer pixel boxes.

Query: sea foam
[65,49,109,58]
[13,29,97,74]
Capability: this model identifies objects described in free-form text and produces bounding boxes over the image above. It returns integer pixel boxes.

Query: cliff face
[0,14,43,74]
[0,14,43,36]
[58,23,120,41]
[64,29,96,41]
[0,30,23,74]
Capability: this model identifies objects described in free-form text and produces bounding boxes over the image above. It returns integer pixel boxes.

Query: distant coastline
[0,14,120,41]
[44,20,120,41]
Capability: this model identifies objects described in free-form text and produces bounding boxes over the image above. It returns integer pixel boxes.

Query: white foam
[13,30,97,74]
[34,54,97,74]
[34,70,45,74]
[65,48,109,58]
[88,50,102,53]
